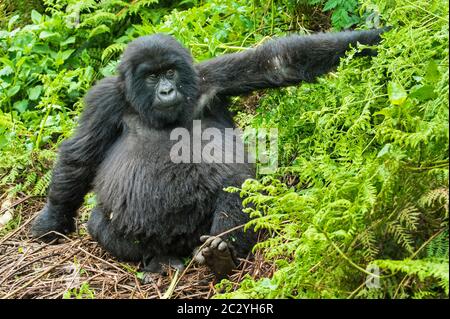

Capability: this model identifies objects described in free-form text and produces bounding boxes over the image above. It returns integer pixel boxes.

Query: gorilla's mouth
[153,94,183,112]
[153,101,179,112]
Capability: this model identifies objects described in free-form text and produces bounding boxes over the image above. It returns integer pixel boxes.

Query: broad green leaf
[0,57,15,69]
[13,99,29,113]
[425,60,440,84]
[323,0,339,11]
[377,144,391,158]
[0,134,8,149]
[0,66,14,77]
[28,85,43,101]
[39,31,59,39]
[7,85,21,97]
[54,50,75,66]
[387,81,407,106]
[61,49,75,61]
[60,37,76,46]
[7,15,20,31]
[410,85,437,101]
[31,10,42,24]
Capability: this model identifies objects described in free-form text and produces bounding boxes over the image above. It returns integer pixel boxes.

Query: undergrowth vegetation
[0,0,448,299]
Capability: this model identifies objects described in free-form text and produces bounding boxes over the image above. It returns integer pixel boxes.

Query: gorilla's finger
[218,241,228,251]
[211,237,222,249]
[204,236,217,246]
[200,235,211,243]
[202,247,212,256]
[194,253,205,264]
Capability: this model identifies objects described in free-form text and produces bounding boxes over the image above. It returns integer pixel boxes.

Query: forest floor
[0,196,273,299]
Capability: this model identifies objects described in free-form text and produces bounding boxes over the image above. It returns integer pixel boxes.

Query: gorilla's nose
[158,82,176,102]
[160,87,174,97]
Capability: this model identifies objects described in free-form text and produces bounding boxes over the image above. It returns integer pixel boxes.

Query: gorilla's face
[136,63,184,120]
[145,68,181,110]
[118,34,199,128]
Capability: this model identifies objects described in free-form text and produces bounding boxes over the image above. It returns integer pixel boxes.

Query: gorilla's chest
[93,115,237,221]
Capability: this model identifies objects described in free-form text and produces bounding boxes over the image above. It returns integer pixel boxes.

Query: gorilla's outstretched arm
[196,29,386,97]
[31,77,125,239]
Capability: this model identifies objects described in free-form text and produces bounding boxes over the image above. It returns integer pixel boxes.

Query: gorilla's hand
[194,235,238,279]
[31,204,75,241]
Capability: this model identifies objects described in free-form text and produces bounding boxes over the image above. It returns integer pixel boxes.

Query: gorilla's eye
[166,69,175,78]
[147,73,158,80]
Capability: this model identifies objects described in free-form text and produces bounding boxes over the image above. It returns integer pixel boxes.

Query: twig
[0,211,39,246]
[78,247,131,276]
[163,223,246,299]
[161,270,180,299]
[1,251,76,299]
[0,195,33,215]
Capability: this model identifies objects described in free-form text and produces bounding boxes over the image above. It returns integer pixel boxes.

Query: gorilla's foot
[140,255,185,284]
[31,205,75,242]
[142,255,185,274]
[194,235,237,279]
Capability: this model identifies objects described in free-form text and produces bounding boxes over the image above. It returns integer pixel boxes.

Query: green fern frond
[398,205,420,231]
[33,170,52,196]
[359,231,379,259]
[427,231,449,259]
[66,0,97,14]
[80,12,116,27]
[23,172,37,190]
[419,188,449,215]
[126,0,159,16]
[102,43,126,62]
[386,221,415,253]
[88,25,111,39]
[375,258,449,295]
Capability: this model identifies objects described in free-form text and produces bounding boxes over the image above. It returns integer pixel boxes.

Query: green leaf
[7,85,21,97]
[410,85,437,101]
[377,144,391,158]
[13,99,29,113]
[323,0,339,11]
[28,85,43,101]
[0,57,15,69]
[60,37,76,47]
[425,60,440,84]
[8,15,20,31]
[88,25,110,39]
[0,133,8,149]
[136,272,144,280]
[39,31,59,39]
[0,66,14,77]
[61,49,75,61]
[31,10,42,24]
[54,50,75,66]
[387,81,407,106]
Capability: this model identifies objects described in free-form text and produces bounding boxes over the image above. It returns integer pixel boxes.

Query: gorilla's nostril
[162,88,174,95]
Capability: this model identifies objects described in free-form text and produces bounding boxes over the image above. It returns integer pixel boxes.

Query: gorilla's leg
[87,207,143,262]
[194,183,257,278]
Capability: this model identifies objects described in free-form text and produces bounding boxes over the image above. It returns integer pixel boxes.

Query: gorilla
[31,29,385,278]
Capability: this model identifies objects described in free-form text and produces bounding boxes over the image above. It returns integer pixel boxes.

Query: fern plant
[217,0,449,299]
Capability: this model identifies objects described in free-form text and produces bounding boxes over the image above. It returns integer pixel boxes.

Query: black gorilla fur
[31,29,386,276]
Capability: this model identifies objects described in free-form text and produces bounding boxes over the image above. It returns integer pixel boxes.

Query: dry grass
[0,197,274,299]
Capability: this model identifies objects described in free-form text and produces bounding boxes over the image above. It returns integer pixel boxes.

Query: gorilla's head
[118,34,199,128]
